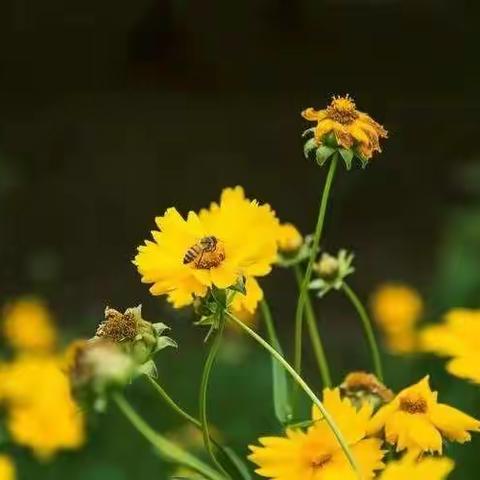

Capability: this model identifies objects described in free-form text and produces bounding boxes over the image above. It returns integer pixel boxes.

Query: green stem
[226,310,361,478]
[260,300,283,353]
[342,282,384,381]
[145,375,245,479]
[113,392,225,480]
[294,155,338,377]
[199,320,232,479]
[293,264,332,387]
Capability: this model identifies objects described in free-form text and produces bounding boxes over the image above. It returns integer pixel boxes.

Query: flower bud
[314,253,339,281]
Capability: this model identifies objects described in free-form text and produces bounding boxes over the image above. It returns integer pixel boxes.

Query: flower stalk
[226,310,361,478]
[294,154,338,377]
[293,264,332,387]
[199,319,232,479]
[113,392,225,480]
[342,282,384,381]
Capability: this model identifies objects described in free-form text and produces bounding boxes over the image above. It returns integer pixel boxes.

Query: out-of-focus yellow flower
[2,298,57,353]
[134,186,279,310]
[0,355,85,459]
[370,284,423,354]
[368,376,480,454]
[0,455,15,480]
[420,309,480,384]
[277,223,303,252]
[302,95,388,161]
[380,454,454,480]
[249,388,384,480]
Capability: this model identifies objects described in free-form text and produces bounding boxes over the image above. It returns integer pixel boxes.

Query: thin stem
[294,155,338,377]
[199,320,232,480]
[260,299,283,353]
[145,375,244,479]
[113,392,225,480]
[226,310,361,478]
[293,264,332,387]
[342,282,384,382]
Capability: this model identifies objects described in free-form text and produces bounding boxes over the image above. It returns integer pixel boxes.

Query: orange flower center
[183,236,226,270]
[399,394,428,414]
[326,95,359,124]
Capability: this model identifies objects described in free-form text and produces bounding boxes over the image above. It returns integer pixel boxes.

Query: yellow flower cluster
[0,455,15,480]
[249,376,477,479]
[420,309,480,384]
[134,186,280,314]
[370,283,423,354]
[0,299,85,460]
[249,388,384,480]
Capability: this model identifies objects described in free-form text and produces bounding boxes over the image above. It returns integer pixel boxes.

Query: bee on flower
[420,309,480,384]
[368,376,480,454]
[302,95,388,168]
[249,388,385,480]
[134,186,279,314]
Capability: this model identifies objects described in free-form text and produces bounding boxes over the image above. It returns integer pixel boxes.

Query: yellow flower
[420,309,480,384]
[0,455,15,480]
[2,298,57,353]
[302,95,388,161]
[0,355,85,459]
[370,284,423,354]
[134,186,279,309]
[249,388,384,480]
[368,376,480,454]
[380,454,454,480]
[277,223,303,252]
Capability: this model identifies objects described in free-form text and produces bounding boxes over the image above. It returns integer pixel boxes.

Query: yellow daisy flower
[277,223,303,252]
[370,283,423,354]
[368,376,480,454]
[2,297,57,353]
[249,388,385,480]
[0,355,85,459]
[380,454,454,480]
[0,455,15,480]
[302,95,388,161]
[134,186,279,309]
[420,309,480,384]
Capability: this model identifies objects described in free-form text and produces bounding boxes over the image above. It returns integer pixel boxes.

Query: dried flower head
[302,95,388,168]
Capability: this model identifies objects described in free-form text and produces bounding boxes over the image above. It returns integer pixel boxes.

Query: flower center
[311,454,332,469]
[183,236,226,270]
[326,95,359,124]
[399,394,428,414]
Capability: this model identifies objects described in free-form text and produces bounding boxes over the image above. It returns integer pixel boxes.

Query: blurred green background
[1,0,479,478]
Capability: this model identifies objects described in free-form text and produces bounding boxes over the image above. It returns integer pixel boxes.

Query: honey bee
[183,235,219,265]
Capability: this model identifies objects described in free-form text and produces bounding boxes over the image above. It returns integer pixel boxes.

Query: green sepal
[315,145,335,166]
[301,127,315,138]
[229,276,246,295]
[339,148,354,170]
[323,131,338,148]
[136,359,158,379]
[303,137,318,159]
[354,150,369,168]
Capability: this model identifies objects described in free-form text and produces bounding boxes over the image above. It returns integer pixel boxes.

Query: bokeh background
[1,0,479,478]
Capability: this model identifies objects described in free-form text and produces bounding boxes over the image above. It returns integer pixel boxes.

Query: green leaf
[222,447,253,480]
[260,302,292,425]
[303,138,318,159]
[315,145,335,166]
[339,148,354,170]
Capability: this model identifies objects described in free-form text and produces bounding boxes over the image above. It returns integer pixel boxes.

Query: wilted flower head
[2,297,57,353]
[310,250,355,297]
[96,305,175,364]
[302,95,388,168]
[134,186,279,312]
[420,309,480,384]
[340,371,394,409]
[368,376,480,454]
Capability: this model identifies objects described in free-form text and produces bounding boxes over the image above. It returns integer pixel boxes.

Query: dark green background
[1,0,479,478]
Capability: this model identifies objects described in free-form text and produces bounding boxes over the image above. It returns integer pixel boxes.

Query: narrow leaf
[222,447,253,480]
